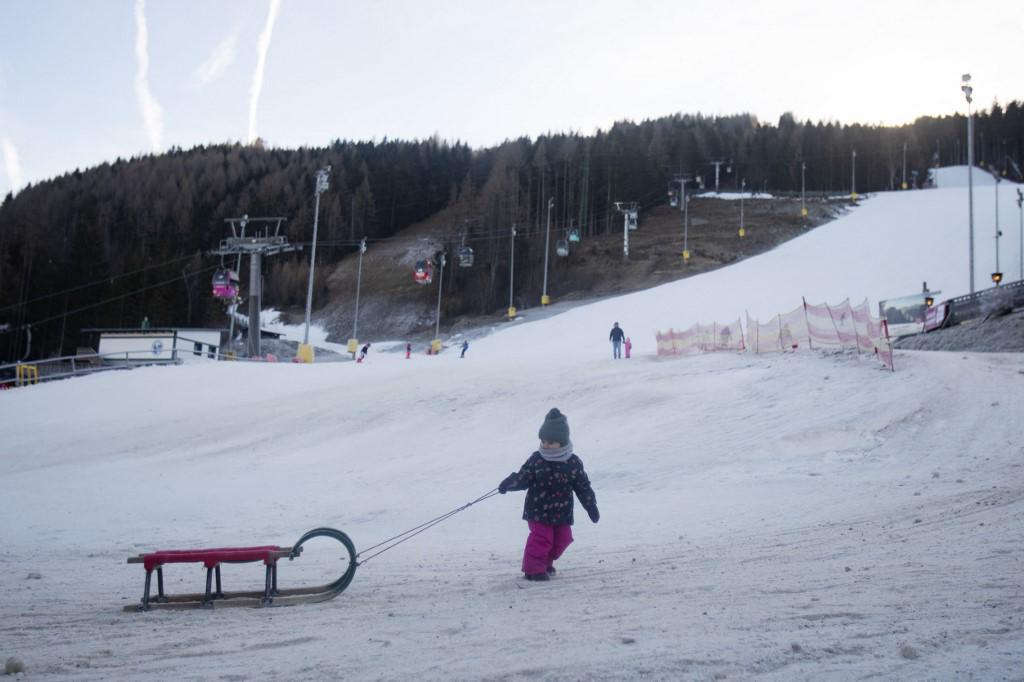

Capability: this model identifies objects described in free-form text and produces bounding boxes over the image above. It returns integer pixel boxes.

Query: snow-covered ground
[1,168,1022,680]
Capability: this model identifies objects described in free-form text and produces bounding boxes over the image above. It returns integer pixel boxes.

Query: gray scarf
[539,441,573,462]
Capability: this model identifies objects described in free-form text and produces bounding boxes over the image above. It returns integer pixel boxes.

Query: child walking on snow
[498,408,599,581]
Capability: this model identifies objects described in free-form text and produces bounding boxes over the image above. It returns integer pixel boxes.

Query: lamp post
[351,236,367,343]
[682,178,690,262]
[993,169,1002,284]
[508,225,517,318]
[432,252,446,351]
[740,178,746,237]
[801,161,807,221]
[902,141,908,190]
[851,149,857,201]
[962,73,976,293]
[542,198,553,306]
[1017,188,1023,281]
[300,166,330,362]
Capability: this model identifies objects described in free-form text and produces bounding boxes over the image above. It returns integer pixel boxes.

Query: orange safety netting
[656,318,745,356]
[657,299,894,371]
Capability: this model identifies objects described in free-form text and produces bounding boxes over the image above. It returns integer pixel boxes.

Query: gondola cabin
[555,240,569,257]
[211,268,240,298]
[457,246,475,268]
[568,229,581,243]
[413,260,433,285]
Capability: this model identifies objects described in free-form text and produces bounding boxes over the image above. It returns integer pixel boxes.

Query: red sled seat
[128,543,299,609]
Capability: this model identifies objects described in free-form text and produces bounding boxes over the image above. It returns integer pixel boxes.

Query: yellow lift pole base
[296,344,315,363]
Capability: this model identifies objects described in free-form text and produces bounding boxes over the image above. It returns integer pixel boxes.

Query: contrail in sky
[248,0,282,144]
[196,33,238,86]
[1,137,23,194]
[133,0,163,152]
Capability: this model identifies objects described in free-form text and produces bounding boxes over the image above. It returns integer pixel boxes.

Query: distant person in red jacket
[624,337,632,359]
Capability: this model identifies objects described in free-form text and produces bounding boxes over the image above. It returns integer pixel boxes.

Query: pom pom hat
[538,408,570,445]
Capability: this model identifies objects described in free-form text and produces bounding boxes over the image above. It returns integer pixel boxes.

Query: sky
[1,170,1022,678]
[0,0,1021,199]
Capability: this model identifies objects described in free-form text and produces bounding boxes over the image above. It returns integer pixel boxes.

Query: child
[498,408,599,581]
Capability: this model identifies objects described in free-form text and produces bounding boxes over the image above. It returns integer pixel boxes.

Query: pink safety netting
[658,298,894,371]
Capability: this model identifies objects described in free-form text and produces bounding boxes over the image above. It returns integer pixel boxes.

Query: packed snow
[1,168,1022,680]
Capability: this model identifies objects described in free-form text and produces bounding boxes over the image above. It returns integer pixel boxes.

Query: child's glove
[587,506,600,523]
[498,474,516,494]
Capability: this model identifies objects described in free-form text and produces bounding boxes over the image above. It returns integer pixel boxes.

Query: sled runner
[125,527,357,611]
[125,491,497,612]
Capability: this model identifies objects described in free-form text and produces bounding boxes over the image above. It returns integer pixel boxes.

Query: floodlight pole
[434,253,446,340]
[994,173,1001,279]
[963,74,976,293]
[902,142,908,189]
[801,161,807,222]
[1017,189,1023,281]
[352,237,367,340]
[508,224,517,317]
[542,198,553,305]
[740,178,746,233]
[302,166,331,346]
[851,149,857,200]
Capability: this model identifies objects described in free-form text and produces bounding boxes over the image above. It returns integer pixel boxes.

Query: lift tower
[211,215,298,358]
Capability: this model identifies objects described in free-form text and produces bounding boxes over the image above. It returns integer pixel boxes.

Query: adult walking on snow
[609,322,626,359]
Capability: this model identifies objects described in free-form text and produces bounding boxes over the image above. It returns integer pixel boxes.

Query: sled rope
[356,489,500,565]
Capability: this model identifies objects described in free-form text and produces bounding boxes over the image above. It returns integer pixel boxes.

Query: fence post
[802,297,813,350]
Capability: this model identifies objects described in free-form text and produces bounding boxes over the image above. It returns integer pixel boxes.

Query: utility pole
[1016,189,1023,281]
[801,161,808,222]
[613,202,637,260]
[902,142,908,190]
[711,160,728,193]
[851,149,858,201]
[674,174,695,262]
[963,73,976,293]
[211,216,296,358]
[301,166,331,362]
[542,198,553,306]
[508,224,517,318]
[740,178,746,237]
[433,253,446,350]
[993,169,1002,283]
[350,237,367,349]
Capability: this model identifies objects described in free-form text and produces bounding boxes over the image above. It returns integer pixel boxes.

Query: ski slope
[1,168,1021,680]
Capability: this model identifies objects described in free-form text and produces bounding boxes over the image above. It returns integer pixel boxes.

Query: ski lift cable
[11,263,222,331]
[0,252,201,314]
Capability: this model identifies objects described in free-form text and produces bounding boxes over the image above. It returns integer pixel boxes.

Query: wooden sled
[125,527,357,611]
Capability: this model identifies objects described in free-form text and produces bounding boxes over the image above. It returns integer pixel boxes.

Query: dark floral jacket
[500,452,598,526]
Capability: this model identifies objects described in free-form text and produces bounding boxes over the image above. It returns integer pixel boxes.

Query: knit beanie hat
[538,408,570,445]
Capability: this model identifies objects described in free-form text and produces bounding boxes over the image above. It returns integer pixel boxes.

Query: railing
[0,349,184,389]
[945,279,1024,326]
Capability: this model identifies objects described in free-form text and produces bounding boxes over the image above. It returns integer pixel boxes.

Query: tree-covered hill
[1,103,1021,360]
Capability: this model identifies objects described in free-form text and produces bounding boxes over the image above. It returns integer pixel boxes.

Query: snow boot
[524,572,550,582]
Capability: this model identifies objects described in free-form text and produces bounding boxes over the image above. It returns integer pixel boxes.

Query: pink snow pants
[522,521,573,575]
